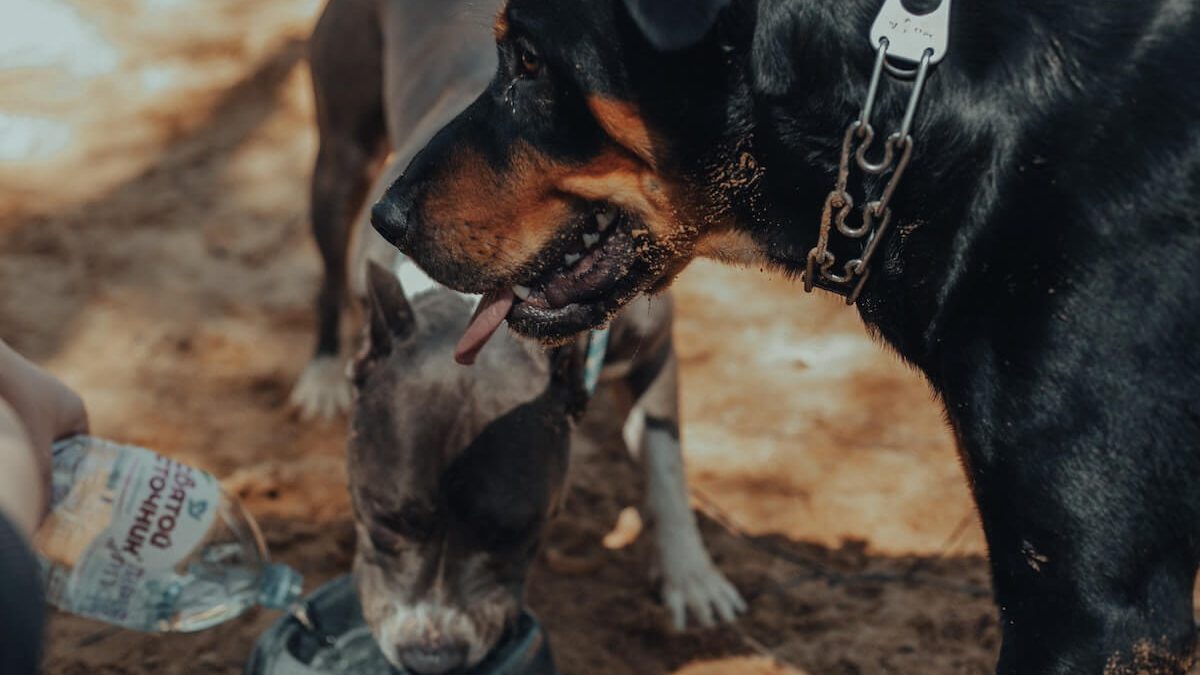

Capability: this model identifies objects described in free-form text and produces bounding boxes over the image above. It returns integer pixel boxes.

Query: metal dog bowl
[246,575,556,675]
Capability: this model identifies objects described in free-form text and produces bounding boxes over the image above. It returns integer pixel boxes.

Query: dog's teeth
[596,208,616,231]
[582,233,600,248]
[512,285,531,300]
[564,252,582,266]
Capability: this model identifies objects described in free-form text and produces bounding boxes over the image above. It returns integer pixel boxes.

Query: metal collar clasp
[803,0,951,305]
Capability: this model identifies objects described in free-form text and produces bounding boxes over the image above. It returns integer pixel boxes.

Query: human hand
[0,340,88,454]
[0,341,89,528]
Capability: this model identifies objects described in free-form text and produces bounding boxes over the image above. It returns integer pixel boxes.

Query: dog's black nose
[397,642,468,675]
[371,193,412,249]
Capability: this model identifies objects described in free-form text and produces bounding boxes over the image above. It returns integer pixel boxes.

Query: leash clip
[803,0,950,305]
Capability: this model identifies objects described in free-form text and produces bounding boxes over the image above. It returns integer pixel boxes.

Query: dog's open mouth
[455,205,646,364]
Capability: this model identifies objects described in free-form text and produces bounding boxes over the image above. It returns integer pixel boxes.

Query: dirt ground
[1,2,1193,674]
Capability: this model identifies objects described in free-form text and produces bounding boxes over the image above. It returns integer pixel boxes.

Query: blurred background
[0,1,1024,673]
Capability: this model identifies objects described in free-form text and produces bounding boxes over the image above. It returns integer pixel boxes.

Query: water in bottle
[33,436,303,632]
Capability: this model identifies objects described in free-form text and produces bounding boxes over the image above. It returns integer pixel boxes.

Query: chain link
[804,39,933,305]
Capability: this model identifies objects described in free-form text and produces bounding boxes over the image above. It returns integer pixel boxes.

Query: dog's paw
[660,544,746,630]
[289,356,352,420]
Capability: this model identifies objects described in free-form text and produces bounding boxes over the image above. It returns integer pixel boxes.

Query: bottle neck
[257,564,303,610]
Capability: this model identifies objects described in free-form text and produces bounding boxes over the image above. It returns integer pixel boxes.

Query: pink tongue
[455,288,515,365]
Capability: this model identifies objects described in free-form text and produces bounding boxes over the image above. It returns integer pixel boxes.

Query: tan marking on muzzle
[693,229,769,267]
[419,135,693,284]
[421,145,577,275]
[586,97,657,167]
[557,153,679,239]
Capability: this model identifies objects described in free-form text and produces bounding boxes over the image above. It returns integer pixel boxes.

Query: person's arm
[0,340,88,529]
[0,405,44,674]
[0,399,44,538]
[0,340,88,675]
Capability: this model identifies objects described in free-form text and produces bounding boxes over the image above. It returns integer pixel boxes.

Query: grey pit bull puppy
[349,261,744,674]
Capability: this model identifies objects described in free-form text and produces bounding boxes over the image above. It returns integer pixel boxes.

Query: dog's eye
[368,528,406,555]
[516,42,541,79]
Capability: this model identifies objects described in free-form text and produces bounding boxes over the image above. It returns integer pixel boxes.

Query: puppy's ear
[364,260,417,359]
[621,0,731,51]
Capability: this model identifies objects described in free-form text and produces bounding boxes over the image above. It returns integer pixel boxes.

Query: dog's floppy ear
[621,0,731,51]
[364,260,417,359]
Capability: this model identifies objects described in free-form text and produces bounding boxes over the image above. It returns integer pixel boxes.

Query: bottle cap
[258,564,304,610]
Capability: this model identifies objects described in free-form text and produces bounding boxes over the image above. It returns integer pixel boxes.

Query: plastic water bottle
[33,436,303,632]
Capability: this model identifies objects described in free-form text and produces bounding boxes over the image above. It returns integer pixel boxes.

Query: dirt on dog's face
[348,266,571,674]
[373,0,756,346]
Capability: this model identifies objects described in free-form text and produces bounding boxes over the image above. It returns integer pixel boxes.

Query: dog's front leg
[626,342,746,630]
[950,385,1198,674]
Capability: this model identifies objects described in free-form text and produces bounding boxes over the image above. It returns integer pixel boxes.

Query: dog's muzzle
[397,641,469,675]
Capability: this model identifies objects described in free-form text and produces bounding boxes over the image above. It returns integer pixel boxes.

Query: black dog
[371,0,1200,673]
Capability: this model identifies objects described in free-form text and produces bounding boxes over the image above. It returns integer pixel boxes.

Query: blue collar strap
[583,327,610,395]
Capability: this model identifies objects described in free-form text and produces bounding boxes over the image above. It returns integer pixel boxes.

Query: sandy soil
[1,2,1193,674]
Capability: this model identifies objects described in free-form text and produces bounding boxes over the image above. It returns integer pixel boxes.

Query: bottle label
[37,439,221,630]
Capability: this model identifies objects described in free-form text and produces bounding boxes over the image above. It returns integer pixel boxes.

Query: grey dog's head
[348,262,574,674]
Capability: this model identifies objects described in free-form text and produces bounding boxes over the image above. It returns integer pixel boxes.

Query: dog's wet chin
[449,205,683,355]
[369,600,509,674]
[355,554,518,673]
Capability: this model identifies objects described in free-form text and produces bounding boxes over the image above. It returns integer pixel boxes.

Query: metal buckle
[803,0,950,305]
[871,0,952,77]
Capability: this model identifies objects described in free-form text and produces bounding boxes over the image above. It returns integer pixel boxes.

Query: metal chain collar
[804,0,952,305]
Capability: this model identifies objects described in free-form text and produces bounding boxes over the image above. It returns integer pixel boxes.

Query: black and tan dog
[371,0,1200,672]
[294,1,743,672]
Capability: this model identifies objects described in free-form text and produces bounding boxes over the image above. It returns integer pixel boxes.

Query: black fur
[375,1,1200,671]
[621,0,732,51]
